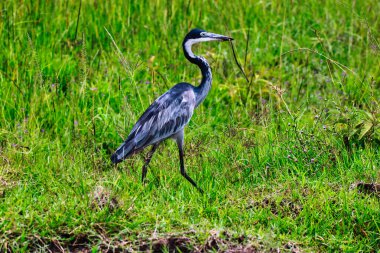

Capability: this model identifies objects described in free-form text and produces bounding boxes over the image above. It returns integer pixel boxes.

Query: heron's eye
[200,32,206,37]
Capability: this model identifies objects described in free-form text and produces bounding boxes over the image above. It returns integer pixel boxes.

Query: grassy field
[1,0,380,252]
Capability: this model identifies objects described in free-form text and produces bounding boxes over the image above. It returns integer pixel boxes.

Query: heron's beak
[204,32,233,41]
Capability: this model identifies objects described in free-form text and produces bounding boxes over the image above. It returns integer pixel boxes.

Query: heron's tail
[110,141,135,164]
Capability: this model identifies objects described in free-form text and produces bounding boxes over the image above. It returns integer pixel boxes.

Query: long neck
[183,41,212,107]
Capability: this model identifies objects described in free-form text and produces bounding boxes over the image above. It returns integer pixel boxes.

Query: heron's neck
[183,42,212,107]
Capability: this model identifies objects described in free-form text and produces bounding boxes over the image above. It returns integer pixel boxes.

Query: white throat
[184,38,218,58]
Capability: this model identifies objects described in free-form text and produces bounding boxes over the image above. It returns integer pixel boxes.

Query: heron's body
[111,29,232,192]
[111,83,196,158]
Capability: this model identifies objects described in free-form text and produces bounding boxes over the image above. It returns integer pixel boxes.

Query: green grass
[1,0,380,251]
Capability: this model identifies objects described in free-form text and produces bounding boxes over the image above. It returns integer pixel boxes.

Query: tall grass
[0,0,379,251]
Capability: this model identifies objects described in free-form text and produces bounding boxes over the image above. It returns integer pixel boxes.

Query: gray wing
[111,83,196,163]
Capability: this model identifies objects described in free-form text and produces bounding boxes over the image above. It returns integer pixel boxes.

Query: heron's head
[184,28,233,44]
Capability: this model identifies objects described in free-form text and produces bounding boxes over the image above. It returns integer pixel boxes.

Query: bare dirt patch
[246,197,303,218]
[3,230,306,253]
[351,182,380,197]
[90,185,119,211]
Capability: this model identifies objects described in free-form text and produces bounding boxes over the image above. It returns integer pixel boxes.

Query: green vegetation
[1,0,379,251]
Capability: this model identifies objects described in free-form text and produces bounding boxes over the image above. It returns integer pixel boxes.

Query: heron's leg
[142,143,159,183]
[174,130,204,194]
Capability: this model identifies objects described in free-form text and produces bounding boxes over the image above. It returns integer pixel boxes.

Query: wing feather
[111,83,195,163]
